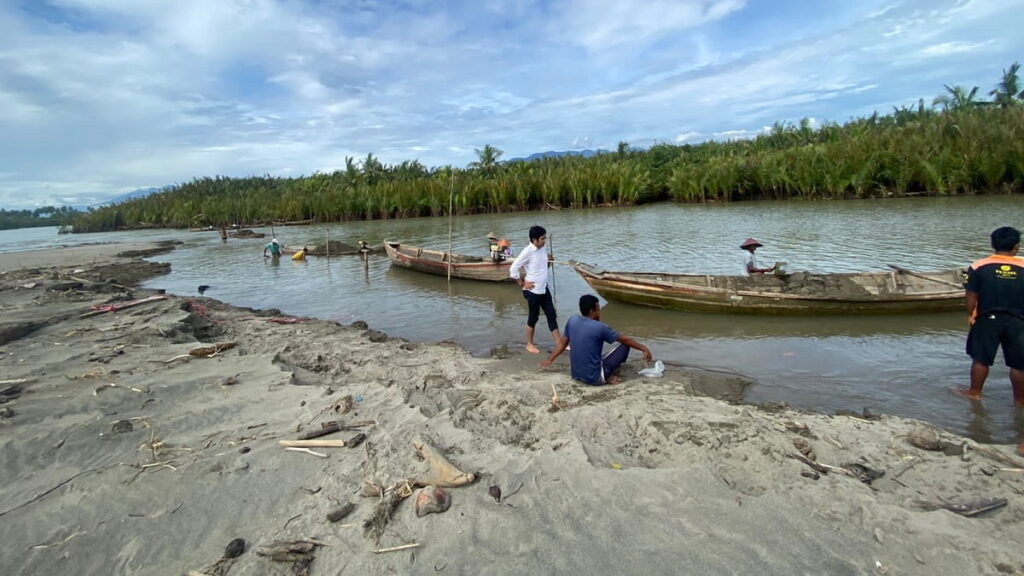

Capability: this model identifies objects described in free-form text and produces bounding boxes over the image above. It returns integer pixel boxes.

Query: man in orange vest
[957,226,1024,455]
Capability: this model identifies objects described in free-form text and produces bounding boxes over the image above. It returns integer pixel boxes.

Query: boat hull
[571,261,964,315]
[385,242,512,282]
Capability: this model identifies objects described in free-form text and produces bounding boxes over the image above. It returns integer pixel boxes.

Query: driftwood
[968,442,1024,469]
[412,435,475,488]
[374,543,420,554]
[279,439,347,448]
[916,497,1008,517]
[189,343,236,357]
[297,419,375,440]
[256,539,322,575]
[80,295,168,318]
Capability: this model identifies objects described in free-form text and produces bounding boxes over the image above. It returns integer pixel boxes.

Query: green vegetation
[70,63,1024,233]
[0,206,80,231]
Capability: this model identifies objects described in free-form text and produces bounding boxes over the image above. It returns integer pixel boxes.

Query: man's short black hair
[529,225,546,242]
[991,226,1021,251]
[579,294,599,316]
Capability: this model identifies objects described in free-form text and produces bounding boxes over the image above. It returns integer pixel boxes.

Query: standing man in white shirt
[509,225,562,354]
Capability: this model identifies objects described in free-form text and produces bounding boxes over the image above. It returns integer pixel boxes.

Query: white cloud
[675,131,703,143]
[0,0,1023,208]
[557,0,746,50]
[920,40,994,56]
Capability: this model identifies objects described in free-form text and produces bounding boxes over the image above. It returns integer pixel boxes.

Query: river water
[3,195,1022,443]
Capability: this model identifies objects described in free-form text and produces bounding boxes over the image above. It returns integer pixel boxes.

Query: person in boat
[510,225,561,354]
[263,238,283,258]
[292,246,308,261]
[489,238,512,262]
[740,237,776,274]
[956,226,1024,422]
[540,294,653,385]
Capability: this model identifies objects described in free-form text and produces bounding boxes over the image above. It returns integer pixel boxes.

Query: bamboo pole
[447,175,455,284]
[548,232,557,305]
[326,226,330,271]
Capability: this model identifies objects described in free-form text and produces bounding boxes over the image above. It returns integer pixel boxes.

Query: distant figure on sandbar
[956,226,1024,421]
[540,294,653,385]
[292,246,308,261]
[509,225,560,354]
[740,238,777,275]
[264,238,283,258]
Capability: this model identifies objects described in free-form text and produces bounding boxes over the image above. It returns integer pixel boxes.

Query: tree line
[68,62,1024,233]
[0,206,80,231]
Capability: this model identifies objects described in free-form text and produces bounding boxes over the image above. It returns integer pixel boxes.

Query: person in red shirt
[957,227,1024,455]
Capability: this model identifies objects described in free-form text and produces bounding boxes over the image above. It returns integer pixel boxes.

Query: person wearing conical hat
[740,237,775,275]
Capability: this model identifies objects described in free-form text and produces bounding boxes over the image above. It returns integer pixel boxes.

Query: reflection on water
[2,196,1023,443]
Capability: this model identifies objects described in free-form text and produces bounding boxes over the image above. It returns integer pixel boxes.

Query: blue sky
[0,0,1021,208]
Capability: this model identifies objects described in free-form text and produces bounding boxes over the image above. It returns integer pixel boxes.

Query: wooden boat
[231,229,265,239]
[570,261,965,315]
[384,241,513,282]
[281,241,380,257]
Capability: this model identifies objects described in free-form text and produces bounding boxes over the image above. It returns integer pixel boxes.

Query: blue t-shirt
[565,315,620,385]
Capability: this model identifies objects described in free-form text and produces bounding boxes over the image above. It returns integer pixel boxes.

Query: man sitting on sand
[540,294,652,385]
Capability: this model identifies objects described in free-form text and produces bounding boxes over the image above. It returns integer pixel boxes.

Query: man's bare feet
[607,375,621,385]
[526,343,540,354]
[953,387,982,401]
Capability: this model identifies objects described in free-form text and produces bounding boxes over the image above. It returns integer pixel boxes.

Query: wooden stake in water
[447,175,455,284]
[325,227,330,271]
[548,232,557,305]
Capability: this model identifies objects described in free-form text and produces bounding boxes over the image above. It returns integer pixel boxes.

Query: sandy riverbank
[1,243,1022,575]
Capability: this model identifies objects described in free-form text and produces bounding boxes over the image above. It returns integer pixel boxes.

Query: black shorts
[966,313,1024,369]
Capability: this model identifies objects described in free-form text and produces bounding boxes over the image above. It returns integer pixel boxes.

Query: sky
[0,0,1022,208]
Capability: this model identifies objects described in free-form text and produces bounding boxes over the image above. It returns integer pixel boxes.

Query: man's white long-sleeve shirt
[509,242,548,295]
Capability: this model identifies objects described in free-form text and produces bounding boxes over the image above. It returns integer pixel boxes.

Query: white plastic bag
[638,360,664,378]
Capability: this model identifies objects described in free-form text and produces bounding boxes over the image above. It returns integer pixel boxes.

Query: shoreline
[1,243,1023,575]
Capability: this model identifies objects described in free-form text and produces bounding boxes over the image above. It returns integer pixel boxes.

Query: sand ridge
[0,243,1022,575]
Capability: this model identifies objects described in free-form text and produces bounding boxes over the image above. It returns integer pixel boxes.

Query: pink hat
[739,238,763,249]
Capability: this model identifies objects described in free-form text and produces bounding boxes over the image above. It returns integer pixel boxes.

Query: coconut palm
[990,61,1023,108]
[469,144,503,173]
[933,84,980,111]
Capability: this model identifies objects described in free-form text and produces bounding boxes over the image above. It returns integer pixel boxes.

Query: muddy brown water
[3,195,1022,443]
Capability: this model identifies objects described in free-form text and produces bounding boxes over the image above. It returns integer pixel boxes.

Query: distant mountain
[505,149,609,163]
[102,186,168,205]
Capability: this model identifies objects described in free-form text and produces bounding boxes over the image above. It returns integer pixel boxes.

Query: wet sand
[1,243,1023,575]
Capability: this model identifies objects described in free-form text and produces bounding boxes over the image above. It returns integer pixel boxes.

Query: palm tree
[933,84,979,111]
[361,153,385,185]
[990,61,1023,108]
[469,144,503,173]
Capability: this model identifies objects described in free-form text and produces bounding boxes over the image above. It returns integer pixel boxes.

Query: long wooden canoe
[385,241,513,282]
[570,260,965,314]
